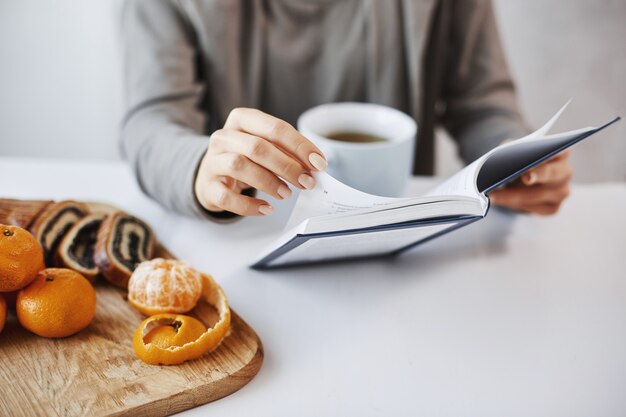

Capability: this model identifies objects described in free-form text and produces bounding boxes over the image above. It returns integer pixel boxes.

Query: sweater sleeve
[440,0,530,164]
[121,0,238,221]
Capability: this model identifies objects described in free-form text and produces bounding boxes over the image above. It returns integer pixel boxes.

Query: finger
[199,181,273,216]
[515,202,562,216]
[492,181,570,207]
[209,129,316,190]
[549,149,571,161]
[489,180,570,208]
[522,157,573,186]
[521,149,571,185]
[212,152,293,200]
[224,107,327,171]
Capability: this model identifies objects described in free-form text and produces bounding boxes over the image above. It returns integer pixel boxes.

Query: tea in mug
[324,131,388,144]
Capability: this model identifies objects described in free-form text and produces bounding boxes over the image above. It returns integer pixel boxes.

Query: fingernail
[277,184,292,199]
[489,194,498,204]
[298,173,316,190]
[309,153,328,171]
[258,205,273,216]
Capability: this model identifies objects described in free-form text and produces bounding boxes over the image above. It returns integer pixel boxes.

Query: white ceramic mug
[297,102,417,197]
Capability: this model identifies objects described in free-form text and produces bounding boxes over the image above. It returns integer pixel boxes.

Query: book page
[285,171,407,229]
[425,100,573,199]
[523,98,571,138]
[423,158,485,199]
[475,126,602,193]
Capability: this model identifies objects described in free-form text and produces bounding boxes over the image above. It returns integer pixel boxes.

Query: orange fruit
[133,273,231,365]
[17,268,96,338]
[0,294,6,334]
[0,224,45,292]
[143,315,206,349]
[128,258,203,316]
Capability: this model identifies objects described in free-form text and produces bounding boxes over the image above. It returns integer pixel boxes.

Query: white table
[2,157,626,417]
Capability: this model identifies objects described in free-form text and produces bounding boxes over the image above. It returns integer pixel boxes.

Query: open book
[251,103,620,269]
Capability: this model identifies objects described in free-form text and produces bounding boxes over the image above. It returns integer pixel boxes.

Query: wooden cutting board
[0,243,263,417]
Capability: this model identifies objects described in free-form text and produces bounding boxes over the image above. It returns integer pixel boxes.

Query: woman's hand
[194,108,327,216]
[489,150,573,215]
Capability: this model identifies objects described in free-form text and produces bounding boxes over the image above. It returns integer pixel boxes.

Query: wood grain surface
[0,198,52,229]
[0,243,264,417]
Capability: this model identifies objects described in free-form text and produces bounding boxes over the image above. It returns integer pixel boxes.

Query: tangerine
[0,224,45,292]
[128,258,203,316]
[17,268,96,338]
[133,273,231,365]
[143,315,206,349]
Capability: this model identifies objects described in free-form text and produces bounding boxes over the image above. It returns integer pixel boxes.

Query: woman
[122,0,572,219]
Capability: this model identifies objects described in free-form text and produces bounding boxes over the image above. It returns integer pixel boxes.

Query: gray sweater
[122,0,528,218]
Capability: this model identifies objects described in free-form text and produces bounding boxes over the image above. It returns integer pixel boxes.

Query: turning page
[425,100,572,199]
[285,172,405,229]
[426,101,620,197]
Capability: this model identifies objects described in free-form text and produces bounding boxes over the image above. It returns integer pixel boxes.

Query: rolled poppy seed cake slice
[55,214,105,281]
[85,201,119,216]
[29,201,89,266]
[94,211,155,288]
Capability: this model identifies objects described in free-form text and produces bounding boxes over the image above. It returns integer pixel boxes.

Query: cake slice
[94,211,155,288]
[0,198,53,229]
[55,214,105,281]
[29,201,89,266]
[85,201,119,216]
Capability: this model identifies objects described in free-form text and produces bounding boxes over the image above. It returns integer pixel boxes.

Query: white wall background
[438,0,626,182]
[1,0,624,182]
[0,0,124,161]
[495,0,626,183]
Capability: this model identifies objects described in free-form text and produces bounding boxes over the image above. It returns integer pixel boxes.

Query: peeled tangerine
[133,272,231,365]
[128,258,203,316]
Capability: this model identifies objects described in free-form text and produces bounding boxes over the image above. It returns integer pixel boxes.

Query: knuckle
[209,129,225,148]
[213,188,230,208]
[210,128,224,139]
[229,107,245,120]
[277,155,295,171]
[278,158,302,179]
[269,120,289,140]
[227,154,247,172]
[242,198,255,215]
[262,173,280,191]
[248,138,266,158]
[294,139,308,156]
